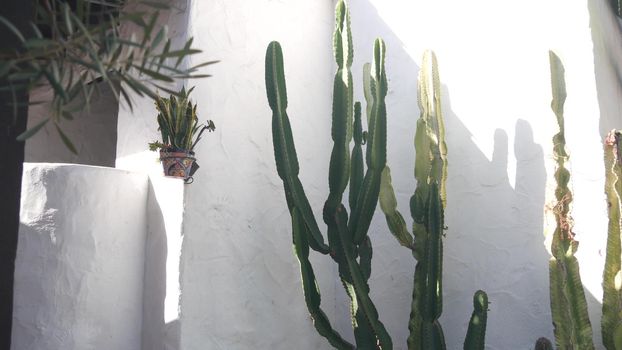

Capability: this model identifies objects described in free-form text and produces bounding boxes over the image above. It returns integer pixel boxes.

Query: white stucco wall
[14,164,186,350]
[178,1,338,349]
[348,1,608,349]
[12,164,148,350]
[142,176,186,350]
[104,0,621,349]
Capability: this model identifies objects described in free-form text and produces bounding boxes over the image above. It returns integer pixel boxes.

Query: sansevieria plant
[149,86,215,152]
[149,86,215,182]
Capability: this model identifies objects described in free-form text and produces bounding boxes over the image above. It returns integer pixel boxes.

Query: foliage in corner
[0,0,217,152]
[148,86,215,152]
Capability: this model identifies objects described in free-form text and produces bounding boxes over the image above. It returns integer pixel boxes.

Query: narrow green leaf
[55,124,78,154]
[139,1,170,9]
[0,61,13,78]
[0,15,25,42]
[119,86,133,109]
[190,60,220,70]
[43,69,68,101]
[134,65,174,82]
[151,27,166,50]
[23,38,56,49]
[176,38,194,67]
[63,3,74,35]
[16,119,49,141]
[62,111,74,120]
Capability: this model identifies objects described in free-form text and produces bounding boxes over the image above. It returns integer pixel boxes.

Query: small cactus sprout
[535,337,554,350]
[464,290,489,350]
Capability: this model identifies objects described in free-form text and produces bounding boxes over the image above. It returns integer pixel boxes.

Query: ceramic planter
[159,149,196,181]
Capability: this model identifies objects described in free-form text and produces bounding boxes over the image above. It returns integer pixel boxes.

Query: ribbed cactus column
[265,1,392,349]
[378,51,488,350]
[265,40,351,349]
[545,51,594,350]
[602,129,622,350]
[464,290,489,350]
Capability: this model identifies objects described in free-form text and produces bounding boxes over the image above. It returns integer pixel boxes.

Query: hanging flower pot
[159,149,196,181]
[148,86,215,184]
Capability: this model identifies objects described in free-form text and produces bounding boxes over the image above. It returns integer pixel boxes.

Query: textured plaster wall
[178,1,337,349]
[142,176,186,350]
[347,0,609,349]
[12,164,148,350]
[105,0,622,349]
[13,164,186,350]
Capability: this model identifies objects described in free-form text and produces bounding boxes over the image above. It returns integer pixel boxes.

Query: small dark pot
[159,149,196,181]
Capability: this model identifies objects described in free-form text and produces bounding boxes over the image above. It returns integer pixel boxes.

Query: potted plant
[149,86,215,183]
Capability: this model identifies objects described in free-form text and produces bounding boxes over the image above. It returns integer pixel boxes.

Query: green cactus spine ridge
[349,38,388,245]
[265,41,330,255]
[408,51,448,350]
[376,50,486,350]
[266,1,393,349]
[266,40,353,349]
[602,129,622,350]
[547,51,594,350]
[463,290,489,350]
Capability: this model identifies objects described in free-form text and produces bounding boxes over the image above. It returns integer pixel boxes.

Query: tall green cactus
[378,51,488,350]
[266,2,486,349]
[266,1,390,348]
[602,129,622,350]
[545,51,594,350]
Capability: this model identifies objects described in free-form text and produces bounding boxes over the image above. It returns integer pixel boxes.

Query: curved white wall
[13,164,148,350]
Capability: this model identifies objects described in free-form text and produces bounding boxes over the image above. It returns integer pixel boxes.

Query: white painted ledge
[13,163,186,350]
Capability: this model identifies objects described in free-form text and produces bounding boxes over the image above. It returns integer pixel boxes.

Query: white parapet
[12,164,147,350]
